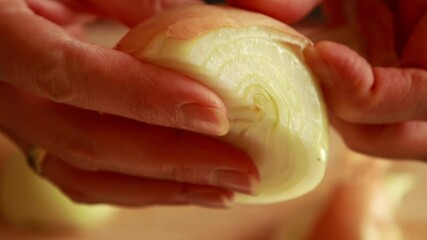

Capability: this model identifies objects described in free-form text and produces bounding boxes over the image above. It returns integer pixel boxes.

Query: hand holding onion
[0,0,329,231]
[234,0,427,160]
[305,0,427,161]
[0,0,260,211]
[2,1,422,237]
[0,0,329,210]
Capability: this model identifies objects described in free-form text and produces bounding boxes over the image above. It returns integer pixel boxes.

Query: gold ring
[26,145,47,174]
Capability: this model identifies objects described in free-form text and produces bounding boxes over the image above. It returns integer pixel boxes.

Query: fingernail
[188,191,233,208]
[211,170,259,194]
[304,46,333,86]
[177,103,229,136]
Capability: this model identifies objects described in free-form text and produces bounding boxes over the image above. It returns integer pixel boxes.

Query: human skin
[0,0,260,208]
[1,0,424,214]
[230,0,427,160]
[228,0,425,238]
[307,0,427,161]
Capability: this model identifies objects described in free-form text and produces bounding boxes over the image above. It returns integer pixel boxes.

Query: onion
[117,5,329,204]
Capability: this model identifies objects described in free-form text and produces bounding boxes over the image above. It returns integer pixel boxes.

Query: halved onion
[117,5,329,204]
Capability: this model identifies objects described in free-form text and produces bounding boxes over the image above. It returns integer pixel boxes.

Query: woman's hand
[305,0,427,160]
[0,0,259,208]
[227,1,422,237]
[231,0,427,161]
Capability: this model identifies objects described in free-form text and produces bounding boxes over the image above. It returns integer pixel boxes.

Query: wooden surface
[1,22,426,240]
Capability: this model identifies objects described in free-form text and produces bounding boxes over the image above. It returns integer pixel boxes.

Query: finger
[0,83,259,194]
[25,0,94,40]
[396,0,427,49]
[323,0,399,66]
[25,0,87,26]
[226,0,320,24]
[402,13,427,69]
[329,112,427,160]
[41,155,233,208]
[75,0,204,27]
[0,2,228,136]
[304,41,427,123]
[355,0,399,66]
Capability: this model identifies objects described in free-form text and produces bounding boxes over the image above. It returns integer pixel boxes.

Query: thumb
[305,41,427,124]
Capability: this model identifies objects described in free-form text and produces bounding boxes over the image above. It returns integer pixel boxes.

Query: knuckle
[170,164,192,182]
[331,54,379,122]
[161,150,196,183]
[35,67,74,103]
[126,69,165,124]
[35,41,76,102]
[160,158,186,181]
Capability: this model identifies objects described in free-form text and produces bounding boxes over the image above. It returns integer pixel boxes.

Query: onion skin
[116,5,310,54]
